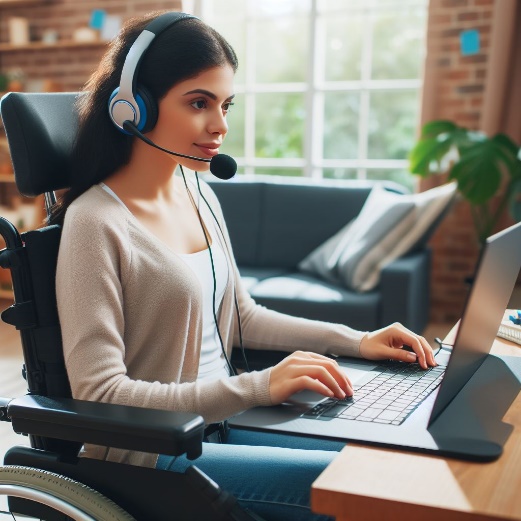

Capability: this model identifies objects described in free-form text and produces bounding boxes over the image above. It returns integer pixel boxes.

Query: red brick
[456,84,484,94]
[437,57,452,67]
[459,54,488,65]
[441,0,469,6]
[440,27,464,38]
[444,69,472,80]
[457,11,480,21]
[442,98,466,107]
[430,13,453,24]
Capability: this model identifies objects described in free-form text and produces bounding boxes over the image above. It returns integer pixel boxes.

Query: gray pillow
[298,182,457,292]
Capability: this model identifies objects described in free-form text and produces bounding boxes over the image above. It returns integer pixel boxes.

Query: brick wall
[0,0,182,92]
[0,0,182,222]
[419,0,502,323]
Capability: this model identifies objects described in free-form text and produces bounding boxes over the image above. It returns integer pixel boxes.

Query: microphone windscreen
[210,154,237,180]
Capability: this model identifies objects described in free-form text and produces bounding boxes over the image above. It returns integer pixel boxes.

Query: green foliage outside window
[208,0,427,185]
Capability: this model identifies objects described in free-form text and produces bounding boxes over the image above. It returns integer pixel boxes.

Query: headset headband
[108,12,197,132]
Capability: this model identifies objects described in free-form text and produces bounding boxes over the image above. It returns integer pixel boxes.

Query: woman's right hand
[269,351,353,405]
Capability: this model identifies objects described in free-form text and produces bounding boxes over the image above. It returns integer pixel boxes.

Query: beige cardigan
[56,181,365,467]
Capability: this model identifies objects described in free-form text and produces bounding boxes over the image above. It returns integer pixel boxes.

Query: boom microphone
[122,120,237,180]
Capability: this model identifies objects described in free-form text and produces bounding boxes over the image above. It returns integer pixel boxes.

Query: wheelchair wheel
[0,465,135,520]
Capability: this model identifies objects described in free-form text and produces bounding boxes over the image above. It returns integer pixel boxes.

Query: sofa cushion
[209,179,407,269]
[257,183,374,268]
[298,185,414,288]
[239,267,292,292]
[245,270,381,331]
[208,181,263,266]
[298,182,457,292]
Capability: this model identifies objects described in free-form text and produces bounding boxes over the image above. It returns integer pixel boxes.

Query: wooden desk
[312,333,521,521]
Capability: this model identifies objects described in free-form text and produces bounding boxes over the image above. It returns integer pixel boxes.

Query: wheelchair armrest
[7,395,205,460]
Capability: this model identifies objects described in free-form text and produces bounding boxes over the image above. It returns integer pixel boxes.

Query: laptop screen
[429,221,521,424]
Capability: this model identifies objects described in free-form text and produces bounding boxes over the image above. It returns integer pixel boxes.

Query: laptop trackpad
[287,358,380,405]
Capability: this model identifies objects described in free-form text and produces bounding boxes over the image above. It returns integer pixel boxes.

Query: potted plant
[409,120,521,246]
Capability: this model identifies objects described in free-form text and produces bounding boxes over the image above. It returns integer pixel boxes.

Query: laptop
[230,221,521,461]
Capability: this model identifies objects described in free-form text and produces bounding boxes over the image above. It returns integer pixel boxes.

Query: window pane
[366,169,416,192]
[323,92,359,159]
[205,0,427,183]
[255,17,309,82]
[317,0,366,12]
[251,0,311,17]
[323,168,358,180]
[367,90,419,160]
[254,167,303,177]
[208,0,246,17]
[324,16,363,81]
[255,93,305,158]
[223,93,245,158]
[371,8,426,80]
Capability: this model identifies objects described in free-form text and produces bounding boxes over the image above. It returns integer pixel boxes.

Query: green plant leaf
[455,129,486,150]
[408,136,453,175]
[512,160,521,180]
[450,134,521,205]
[420,120,458,139]
[450,146,502,205]
[491,133,519,157]
[489,133,521,176]
[410,121,521,241]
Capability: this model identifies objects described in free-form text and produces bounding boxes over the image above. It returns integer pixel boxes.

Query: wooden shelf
[0,40,108,52]
[0,173,14,182]
[0,0,46,7]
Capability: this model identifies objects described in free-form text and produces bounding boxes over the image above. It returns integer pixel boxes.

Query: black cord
[179,166,236,377]
[434,336,453,356]
[194,173,250,373]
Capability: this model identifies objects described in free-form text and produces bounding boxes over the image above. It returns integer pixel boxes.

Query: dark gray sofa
[208,178,431,335]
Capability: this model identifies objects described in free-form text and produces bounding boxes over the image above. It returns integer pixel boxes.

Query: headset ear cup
[136,86,158,133]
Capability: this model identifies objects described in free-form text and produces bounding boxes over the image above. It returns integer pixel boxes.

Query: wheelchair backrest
[0,92,81,454]
[1,92,78,197]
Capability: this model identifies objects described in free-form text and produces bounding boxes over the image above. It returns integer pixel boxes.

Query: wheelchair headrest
[0,92,79,197]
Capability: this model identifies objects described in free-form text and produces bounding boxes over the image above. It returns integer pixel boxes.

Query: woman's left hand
[359,322,437,369]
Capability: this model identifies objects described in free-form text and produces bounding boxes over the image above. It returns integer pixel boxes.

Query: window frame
[186,0,426,186]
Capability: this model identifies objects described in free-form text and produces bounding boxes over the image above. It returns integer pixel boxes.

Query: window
[187,0,427,191]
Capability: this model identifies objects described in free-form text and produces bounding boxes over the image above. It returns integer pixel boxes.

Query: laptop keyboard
[303,362,446,425]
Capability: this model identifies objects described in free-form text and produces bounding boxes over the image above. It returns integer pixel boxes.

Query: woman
[53,11,436,521]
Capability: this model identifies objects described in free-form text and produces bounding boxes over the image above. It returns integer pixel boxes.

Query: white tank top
[178,242,230,381]
[99,182,230,381]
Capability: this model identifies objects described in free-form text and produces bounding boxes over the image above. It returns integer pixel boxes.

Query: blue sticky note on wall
[460,29,480,55]
[90,9,106,30]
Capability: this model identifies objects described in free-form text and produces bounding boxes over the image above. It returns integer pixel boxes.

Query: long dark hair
[50,11,238,225]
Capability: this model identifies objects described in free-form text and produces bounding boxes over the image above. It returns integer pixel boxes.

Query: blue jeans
[156,428,345,521]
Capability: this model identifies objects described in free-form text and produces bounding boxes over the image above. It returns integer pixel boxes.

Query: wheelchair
[0,92,264,520]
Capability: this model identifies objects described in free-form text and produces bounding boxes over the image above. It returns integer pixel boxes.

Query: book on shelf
[498,309,521,345]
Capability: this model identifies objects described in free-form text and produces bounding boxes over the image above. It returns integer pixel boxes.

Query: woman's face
[148,64,235,172]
